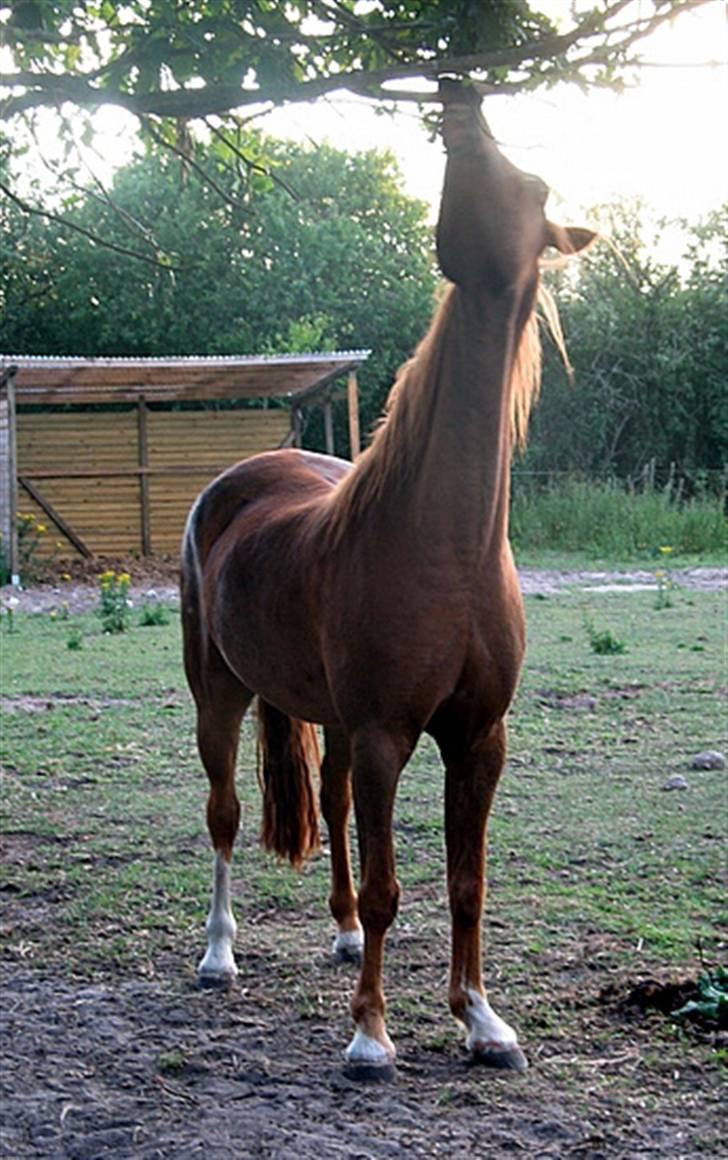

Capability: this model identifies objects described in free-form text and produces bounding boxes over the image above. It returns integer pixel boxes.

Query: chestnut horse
[181,80,594,1078]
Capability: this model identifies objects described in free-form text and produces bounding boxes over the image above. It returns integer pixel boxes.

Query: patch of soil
[0,693,139,714]
[40,554,180,587]
[518,566,727,596]
[602,977,698,1018]
[537,691,598,712]
[0,954,724,1159]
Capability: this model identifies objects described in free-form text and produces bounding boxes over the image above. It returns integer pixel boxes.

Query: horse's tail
[256,699,320,869]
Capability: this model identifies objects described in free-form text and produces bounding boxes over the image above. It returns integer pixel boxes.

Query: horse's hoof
[197,970,236,991]
[344,1027,396,1081]
[469,1044,528,1072]
[343,1059,397,1083]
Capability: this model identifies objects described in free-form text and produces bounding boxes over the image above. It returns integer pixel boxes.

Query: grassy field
[1,586,724,971]
[0,580,725,1155]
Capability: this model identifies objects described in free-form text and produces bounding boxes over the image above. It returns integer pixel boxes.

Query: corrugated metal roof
[1,351,370,405]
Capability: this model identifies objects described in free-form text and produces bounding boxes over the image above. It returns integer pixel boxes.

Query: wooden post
[0,366,19,584]
[137,398,151,555]
[347,371,360,460]
[292,407,303,449]
[323,398,335,456]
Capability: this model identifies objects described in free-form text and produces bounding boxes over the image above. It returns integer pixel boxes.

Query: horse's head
[436,79,595,294]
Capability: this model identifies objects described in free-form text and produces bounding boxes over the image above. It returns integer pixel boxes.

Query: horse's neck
[373,288,519,558]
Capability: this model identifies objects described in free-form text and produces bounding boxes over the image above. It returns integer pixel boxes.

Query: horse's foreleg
[320,727,362,964]
[344,728,410,1079]
[194,679,252,988]
[444,719,527,1071]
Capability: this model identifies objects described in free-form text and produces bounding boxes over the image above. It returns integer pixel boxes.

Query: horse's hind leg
[320,727,362,964]
[189,646,253,987]
[439,717,527,1071]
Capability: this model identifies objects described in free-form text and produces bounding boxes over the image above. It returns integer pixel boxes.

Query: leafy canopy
[0,1,711,122]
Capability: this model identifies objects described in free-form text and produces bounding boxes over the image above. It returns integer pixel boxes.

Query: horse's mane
[324,276,563,537]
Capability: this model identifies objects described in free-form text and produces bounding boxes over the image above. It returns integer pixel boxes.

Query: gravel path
[2,565,725,616]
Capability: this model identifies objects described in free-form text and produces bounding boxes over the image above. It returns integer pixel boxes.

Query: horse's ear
[545,223,597,255]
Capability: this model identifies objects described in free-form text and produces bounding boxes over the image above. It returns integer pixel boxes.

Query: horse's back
[183,448,352,566]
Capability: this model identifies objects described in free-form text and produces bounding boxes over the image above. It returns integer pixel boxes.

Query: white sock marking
[345,1027,396,1066]
[332,927,364,959]
[463,987,518,1053]
[198,851,238,979]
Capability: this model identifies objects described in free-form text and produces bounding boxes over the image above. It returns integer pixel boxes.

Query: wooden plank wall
[16,407,291,557]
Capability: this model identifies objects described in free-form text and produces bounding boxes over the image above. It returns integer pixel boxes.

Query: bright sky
[261,0,727,231]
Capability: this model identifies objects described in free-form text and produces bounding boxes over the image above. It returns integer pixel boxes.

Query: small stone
[691,750,725,771]
[662,775,688,791]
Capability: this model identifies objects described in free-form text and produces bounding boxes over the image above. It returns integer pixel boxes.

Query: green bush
[140,602,170,627]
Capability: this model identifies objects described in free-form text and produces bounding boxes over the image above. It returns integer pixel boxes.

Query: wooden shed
[0,352,368,575]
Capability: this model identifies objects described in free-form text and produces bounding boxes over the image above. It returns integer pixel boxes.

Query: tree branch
[141,117,250,214]
[0,0,711,122]
[203,119,302,201]
[0,1,704,122]
[0,179,186,272]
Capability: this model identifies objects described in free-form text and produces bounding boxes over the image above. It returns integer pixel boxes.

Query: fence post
[0,365,19,585]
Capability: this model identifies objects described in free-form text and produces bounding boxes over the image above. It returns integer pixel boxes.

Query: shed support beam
[323,399,335,456]
[137,398,152,555]
[292,407,303,449]
[347,371,360,460]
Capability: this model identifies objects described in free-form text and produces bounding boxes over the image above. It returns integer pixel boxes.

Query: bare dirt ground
[1,940,722,1160]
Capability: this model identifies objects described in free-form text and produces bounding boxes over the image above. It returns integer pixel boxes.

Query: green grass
[510,477,727,560]
[1,585,724,988]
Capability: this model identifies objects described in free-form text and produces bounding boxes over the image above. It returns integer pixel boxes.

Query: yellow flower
[99,570,115,582]
[35,523,47,533]
[659,545,673,555]
[61,572,72,581]
[117,572,131,585]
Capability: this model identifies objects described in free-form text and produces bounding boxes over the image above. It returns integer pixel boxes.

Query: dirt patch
[604,977,698,1018]
[1,959,723,1160]
[0,693,140,714]
[518,566,726,595]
